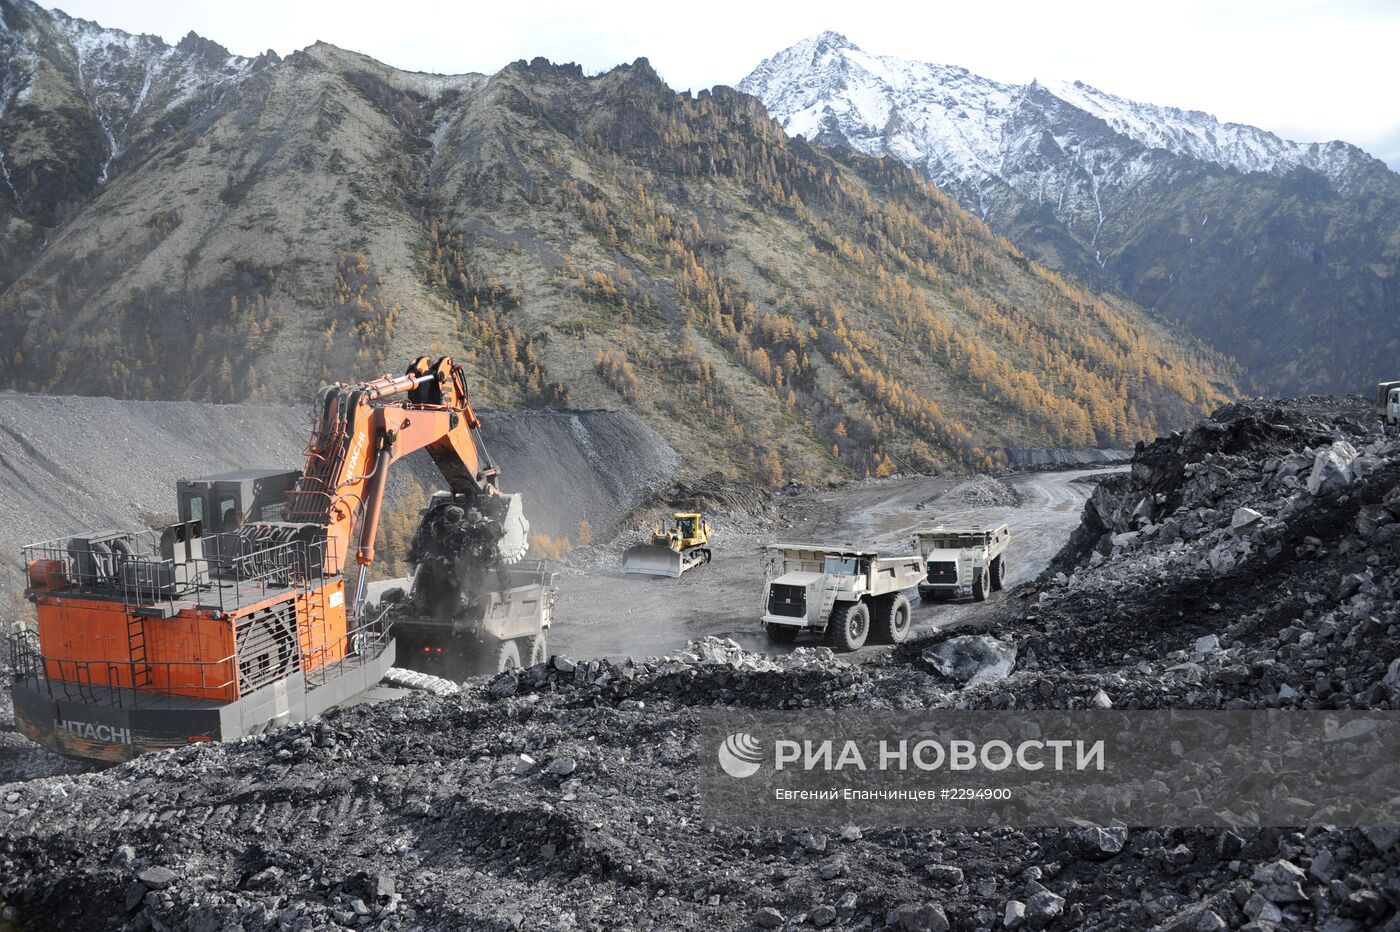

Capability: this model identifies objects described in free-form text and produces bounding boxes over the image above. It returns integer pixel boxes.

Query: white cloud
[47,0,1400,166]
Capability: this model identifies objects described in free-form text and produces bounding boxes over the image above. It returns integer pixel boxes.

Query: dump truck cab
[761,544,924,652]
[1384,384,1400,427]
[1378,381,1400,426]
[912,524,1011,602]
[176,469,301,535]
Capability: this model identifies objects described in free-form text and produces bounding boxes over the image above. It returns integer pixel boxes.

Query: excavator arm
[283,356,528,609]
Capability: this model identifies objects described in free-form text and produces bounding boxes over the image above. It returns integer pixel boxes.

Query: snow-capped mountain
[740,32,1400,394]
[739,31,1386,235]
[25,11,264,179]
[1040,78,1367,182]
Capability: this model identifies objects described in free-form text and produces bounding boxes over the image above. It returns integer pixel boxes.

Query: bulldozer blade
[622,544,682,577]
[496,493,530,564]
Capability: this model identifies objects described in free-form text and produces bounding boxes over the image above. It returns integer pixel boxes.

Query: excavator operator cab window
[184,493,205,528]
[217,492,241,531]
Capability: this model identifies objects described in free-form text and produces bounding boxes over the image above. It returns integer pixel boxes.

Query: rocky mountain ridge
[739,33,1386,190]
[0,3,1238,482]
[0,0,274,268]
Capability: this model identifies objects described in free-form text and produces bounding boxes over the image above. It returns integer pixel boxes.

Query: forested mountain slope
[0,4,1236,480]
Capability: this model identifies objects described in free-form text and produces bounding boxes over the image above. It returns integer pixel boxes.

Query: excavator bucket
[622,544,683,577]
[495,493,530,564]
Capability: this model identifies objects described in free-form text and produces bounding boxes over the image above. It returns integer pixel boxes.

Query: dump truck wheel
[877,593,912,645]
[971,567,988,602]
[526,633,548,667]
[494,639,522,673]
[830,601,870,652]
[765,623,798,645]
[990,556,1005,591]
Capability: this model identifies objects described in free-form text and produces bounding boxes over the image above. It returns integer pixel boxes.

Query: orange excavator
[10,356,528,762]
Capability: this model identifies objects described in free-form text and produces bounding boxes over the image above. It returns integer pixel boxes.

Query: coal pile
[1003,394,1400,715]
[3,397,1399,931]
[565,471,782,574]
[640,472,783,528]
[402,496,510,621]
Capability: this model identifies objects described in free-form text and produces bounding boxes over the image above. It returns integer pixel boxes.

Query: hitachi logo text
[348,430,368,473]
[55,719,132,745]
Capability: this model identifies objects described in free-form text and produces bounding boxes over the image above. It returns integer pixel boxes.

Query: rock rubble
[1,397,1397,930]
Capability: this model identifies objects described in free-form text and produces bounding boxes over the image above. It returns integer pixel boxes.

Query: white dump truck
[912,524,1011,602]
[760,544,925,651]
[1379,381,1400,426]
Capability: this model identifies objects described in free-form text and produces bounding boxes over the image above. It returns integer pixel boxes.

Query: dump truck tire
[765,623,798,645]
[526,633,548,667]
[972,567,988,602]
[876,592,912,645]
[830,601,870,652]
[990,556,1005,591]
[494,639,523,673]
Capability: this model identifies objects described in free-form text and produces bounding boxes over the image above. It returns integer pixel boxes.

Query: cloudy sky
[50,0,1400,168]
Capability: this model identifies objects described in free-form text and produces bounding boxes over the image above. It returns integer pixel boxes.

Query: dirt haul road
[551,468,1122,660]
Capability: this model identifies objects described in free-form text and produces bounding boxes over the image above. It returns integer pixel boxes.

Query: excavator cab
[176,469,301,535]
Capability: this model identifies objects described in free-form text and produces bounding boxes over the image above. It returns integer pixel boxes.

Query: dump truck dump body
[368,561,556,677]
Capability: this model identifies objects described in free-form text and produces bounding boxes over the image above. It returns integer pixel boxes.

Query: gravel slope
[0,393,677,583]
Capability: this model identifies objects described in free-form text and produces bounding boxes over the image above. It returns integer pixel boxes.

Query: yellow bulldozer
[621,512,712,577]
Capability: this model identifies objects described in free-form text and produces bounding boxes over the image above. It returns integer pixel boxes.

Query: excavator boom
[283,356,529,610]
